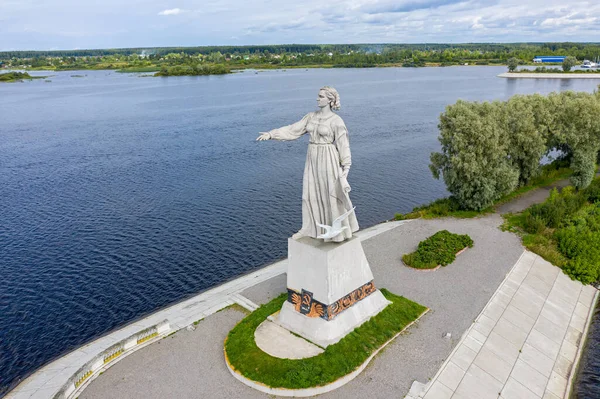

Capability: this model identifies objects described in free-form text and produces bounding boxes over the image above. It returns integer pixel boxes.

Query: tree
[562,56,577,72]
[507,57,519,72]
[502,95,548,184]
[430,101,519,210]
[430,89,600,210]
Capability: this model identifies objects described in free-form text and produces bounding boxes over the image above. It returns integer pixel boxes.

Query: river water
[1,67,599,396]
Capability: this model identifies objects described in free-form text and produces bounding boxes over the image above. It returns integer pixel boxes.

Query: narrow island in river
[0,71,46,82]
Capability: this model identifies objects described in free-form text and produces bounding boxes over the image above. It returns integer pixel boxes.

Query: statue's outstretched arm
[256,113,311,141]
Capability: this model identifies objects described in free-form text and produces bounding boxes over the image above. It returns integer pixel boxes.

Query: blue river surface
[1,67,599,396]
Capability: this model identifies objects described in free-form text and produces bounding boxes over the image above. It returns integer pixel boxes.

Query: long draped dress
[268,112,360,242]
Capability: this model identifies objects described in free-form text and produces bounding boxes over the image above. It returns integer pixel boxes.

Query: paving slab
[421,251,598,399]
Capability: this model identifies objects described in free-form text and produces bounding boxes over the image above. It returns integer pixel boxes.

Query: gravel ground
[81,214,524,399]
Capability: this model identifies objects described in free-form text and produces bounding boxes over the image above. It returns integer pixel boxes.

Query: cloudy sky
[1,0,599,51]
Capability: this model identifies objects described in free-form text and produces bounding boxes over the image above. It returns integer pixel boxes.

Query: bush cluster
[402,230,474,269]
[526,187,586,230]
[516,179,600,284]
[431,89,600,210]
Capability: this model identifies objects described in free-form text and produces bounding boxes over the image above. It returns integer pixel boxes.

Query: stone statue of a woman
[257,86,359,242]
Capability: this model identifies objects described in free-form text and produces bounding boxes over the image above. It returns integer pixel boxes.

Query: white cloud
[158,8,184,16]
[472,18,485,29]
[2,0,600,50]
[541,13,597,26]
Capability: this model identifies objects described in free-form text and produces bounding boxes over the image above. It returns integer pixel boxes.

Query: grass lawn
[224,289,426,389]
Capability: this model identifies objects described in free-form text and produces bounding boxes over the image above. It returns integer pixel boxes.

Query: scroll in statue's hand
[340,176,351,193]
[256,132,271,141]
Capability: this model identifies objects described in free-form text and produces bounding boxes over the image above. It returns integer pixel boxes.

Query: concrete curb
[53,321,170,399]
[564,287,599,399]
[224,308,430,397]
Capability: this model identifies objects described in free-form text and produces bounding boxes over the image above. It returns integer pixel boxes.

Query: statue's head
[318,86,341,111]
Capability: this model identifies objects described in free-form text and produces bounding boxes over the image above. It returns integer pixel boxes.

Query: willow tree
[430,100,519,210]
[430,89,600,210]
[548,91,600,189]
[502,95,548,184]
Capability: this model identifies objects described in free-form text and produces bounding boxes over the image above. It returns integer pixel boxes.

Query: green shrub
[556,220,600,284]
[403,230,474,269]
[411,197,462,216]
[528,187,586,228]
[507,183,600,284]
[584,175,600,203]
[523,214,546,234]
[563,258,600,285]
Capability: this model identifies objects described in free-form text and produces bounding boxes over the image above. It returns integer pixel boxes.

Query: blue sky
[1,0,599,51]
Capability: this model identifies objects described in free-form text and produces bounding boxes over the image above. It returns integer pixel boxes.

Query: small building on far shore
[533,56,567,63]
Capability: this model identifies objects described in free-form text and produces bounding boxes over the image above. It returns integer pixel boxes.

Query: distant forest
[3,43,600,75]
[3,43,600,60]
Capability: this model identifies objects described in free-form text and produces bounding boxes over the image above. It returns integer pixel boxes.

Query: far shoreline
[498,72,600,79]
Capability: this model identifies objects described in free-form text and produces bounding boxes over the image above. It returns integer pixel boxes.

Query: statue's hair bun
[320,86,341,111]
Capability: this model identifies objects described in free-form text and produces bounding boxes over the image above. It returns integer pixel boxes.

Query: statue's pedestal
[276,236,391,348]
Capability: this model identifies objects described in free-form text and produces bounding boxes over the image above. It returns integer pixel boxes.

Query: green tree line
[430,89,600,210]
[3,43,600,69]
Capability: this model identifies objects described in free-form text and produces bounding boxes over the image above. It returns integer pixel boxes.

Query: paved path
[421,252,598,399]
[79,214,527,399]
[496,172,600,215]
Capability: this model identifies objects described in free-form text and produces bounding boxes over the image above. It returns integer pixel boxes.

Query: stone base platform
[280,236,391,347]
[254,318,324,359]
[277,290,391,347]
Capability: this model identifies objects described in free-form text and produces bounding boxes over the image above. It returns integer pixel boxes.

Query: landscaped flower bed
[402,230,474,269]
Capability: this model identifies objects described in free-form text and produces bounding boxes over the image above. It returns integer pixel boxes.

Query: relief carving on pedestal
[287,281,376,321]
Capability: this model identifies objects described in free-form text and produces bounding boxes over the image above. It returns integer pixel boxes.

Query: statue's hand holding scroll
[340,167,351,192]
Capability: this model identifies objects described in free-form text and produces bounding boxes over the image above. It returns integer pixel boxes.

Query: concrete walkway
[79,214,528,399]
[7,215,599,399]
[421,252,598,399]
[4,220,407,399]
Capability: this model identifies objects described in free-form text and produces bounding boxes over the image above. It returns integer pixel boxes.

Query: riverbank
[7,211,598,399]
[498,72,600,79]
[18,63,515,77]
